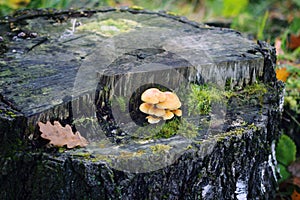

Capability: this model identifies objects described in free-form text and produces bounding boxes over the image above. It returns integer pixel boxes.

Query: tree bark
[0,8,283,199]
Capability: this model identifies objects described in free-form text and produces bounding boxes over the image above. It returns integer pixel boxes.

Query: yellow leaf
[276,67,290,82]
[1,0,31,9]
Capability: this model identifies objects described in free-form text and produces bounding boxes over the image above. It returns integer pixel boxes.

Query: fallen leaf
[292,177,300,188]
[38,121,88,148]
[292,189,300,200]
[287,33,300,51]
[276,67,290,82]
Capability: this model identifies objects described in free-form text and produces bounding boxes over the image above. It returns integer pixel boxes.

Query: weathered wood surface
[0,8,283,199]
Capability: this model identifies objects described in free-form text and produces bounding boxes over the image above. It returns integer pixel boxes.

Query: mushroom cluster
[139,88,182,124]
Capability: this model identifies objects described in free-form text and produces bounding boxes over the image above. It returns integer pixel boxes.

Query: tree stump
[0,8,284,199]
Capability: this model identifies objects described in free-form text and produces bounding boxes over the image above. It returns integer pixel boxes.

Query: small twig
[285,110,300,127]
[26,37,48,52]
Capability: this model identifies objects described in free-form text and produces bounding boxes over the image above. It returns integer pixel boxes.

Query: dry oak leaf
[38,121,88,148]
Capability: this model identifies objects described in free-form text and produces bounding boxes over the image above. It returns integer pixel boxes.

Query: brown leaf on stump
[38,121,88,148]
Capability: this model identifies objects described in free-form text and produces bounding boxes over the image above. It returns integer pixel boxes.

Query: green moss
[71,151,92,158]
[188,82,269,116]
[243,83,268,95]
[5,111,17,118]
[73,116,98,128]
[41,87,51,95]
[131,117,198,140]
[233,83,268,106]
[77,18,142,37]
[185,145,193,150]
[119,150,145,158]
[131,126,153,139]
[58,147,66,153]
[0,69,13,77]
[177,119,198,139]
[245,83,267,104]
[130,5,144,10]
[90,155,113,164]
[213,123,261,142]
[150,144,172,154]
[188,84,228,116]
[247,123,260,132]
[154,119,180,139]
[166,11,179,16]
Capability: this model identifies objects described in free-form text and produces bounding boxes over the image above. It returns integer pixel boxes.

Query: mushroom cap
[156,91,181,110]
[146,115,161,124]
[148,106,166,117]
[141,88,166,104]
[172,109,182,117]
[139,103,154,114]
[162,110,174,120]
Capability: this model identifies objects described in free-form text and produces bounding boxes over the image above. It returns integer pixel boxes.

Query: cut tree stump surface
[0,8,283,199]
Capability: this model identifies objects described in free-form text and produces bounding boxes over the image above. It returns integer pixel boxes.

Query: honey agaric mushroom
[139,103,154,114]
[172,109,182,117]
[156,91,181,110]
[146,115,161,124]
[141,88,166,104]
[148,106,166,117]
[162,110,174,120]
[140,88,182,123]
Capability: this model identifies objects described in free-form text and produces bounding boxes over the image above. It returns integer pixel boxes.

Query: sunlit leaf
[279,163,292,183]
[276,67,291,82]
[276,134,296,166]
